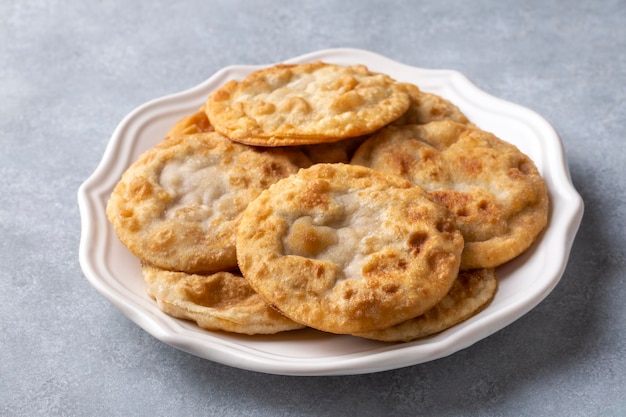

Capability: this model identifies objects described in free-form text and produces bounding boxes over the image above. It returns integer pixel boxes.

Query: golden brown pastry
[142,264,304,335]
[392,83,472,126]
[236,163,464,334]
[351,121,549,269]
[206,62,410,146]
[166,106,214,138]
[106,132,310,273]
[355,268,497,342]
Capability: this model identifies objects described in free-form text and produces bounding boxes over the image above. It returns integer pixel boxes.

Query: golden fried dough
[166,106,213,138]
[351,121,549,269]
[355,268,497,342]
[106,132,310,273]
[142,264,304,335]
[393,83,472,126]
[236,163,464,334]
[299,135,368,164]
[206,62,410,146]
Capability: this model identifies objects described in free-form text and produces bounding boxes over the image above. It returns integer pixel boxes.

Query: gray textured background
[1,0,625,416]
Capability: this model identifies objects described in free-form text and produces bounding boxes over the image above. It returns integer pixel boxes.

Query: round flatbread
[206,62,410,146]
[166,106,213,138]
[106,132,311,273]
[142,264,304,335]
[355,268,497,342]
[351,121,549,269]
[392,83,472,126]
[236,163,464,334]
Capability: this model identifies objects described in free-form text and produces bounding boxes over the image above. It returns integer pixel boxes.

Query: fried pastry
[299,135,368,164]
[106,132,311,273]
[236,163,464,334]
[392,83,472,126]
[206,62,410,146]
[166,106,213,138]
[355,268,497,342]
[142,264,304,335]
[351,121,549,269]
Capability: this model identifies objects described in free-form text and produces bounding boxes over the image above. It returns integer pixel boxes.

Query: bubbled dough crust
[355,268,497,342]
[392,83,472,126]
[297,83,471,165]
[206,62,410,146]
[106,132,311,274]
[142,264,304,335]
[236,163,464,334]
[351,121,549,270]
[166,106,214,138]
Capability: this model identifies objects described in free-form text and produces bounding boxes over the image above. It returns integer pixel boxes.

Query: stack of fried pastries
[106,62,548,341]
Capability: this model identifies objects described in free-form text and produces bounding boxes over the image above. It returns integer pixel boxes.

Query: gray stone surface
[1,0,624,415]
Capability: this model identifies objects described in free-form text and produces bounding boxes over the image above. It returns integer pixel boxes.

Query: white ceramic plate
[78,48,583,376]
